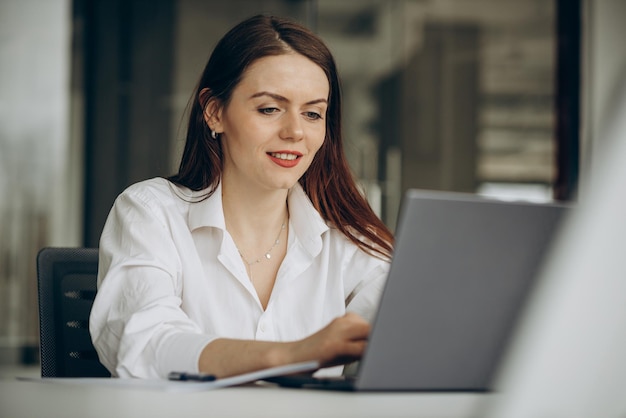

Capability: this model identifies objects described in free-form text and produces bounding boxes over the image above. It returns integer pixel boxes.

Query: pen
[168,371,217,382]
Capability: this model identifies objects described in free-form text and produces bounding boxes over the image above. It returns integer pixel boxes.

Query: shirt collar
[187,181,226,231]
[287,183,330,257]
[187,181,329,256]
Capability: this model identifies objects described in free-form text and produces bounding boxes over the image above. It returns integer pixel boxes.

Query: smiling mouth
[268,152,300,161]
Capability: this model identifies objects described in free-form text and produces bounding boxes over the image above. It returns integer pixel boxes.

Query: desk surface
[0,377,487,418]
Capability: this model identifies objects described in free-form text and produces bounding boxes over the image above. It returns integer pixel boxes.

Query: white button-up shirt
[89,178,389,378]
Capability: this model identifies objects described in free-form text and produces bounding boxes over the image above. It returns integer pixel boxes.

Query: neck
[221,181,290,243]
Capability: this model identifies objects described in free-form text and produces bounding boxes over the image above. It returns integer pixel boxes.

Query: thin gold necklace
[236,220,287,266]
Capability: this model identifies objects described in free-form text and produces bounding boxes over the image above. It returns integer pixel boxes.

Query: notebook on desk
[265,189,570,391]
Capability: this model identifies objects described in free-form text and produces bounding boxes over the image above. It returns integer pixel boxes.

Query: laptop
[265,189,570,391]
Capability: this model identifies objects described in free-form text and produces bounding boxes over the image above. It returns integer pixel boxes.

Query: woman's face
[208,53,329,193]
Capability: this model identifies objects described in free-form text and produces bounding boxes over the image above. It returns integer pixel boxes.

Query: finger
[342,312,367,323]
[321,340,368,367]
[337,317,370,341]
[342,339,367,357]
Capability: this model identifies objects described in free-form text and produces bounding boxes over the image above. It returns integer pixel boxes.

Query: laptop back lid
[355,190,569,391]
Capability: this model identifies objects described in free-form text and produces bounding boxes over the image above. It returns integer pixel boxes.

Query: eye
[304,111,323,120]
[259,107,280,115]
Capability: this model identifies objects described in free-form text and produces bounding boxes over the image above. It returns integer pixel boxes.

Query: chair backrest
[36,247,111,377]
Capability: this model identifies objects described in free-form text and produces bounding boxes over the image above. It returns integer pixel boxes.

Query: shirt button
[259,322,266,332]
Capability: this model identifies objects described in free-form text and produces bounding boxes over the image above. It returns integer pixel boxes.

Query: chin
[274,181,299,191]
[267,178,300,191]
[263,173,304,190]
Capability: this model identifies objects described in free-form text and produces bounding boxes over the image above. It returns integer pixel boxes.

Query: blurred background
[0,0,623,370]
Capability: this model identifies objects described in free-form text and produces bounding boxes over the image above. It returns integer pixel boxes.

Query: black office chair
[36,247,111,377]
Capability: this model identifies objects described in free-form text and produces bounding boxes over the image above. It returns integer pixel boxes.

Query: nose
[279,112,304,141]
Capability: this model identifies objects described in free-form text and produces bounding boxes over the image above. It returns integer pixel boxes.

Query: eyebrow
[249,91,328,106]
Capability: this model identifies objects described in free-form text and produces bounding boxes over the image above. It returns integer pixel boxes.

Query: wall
[582,0,626,183]
[0,0,78,363]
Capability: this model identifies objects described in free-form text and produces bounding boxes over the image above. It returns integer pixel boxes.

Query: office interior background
[0,0,624,367]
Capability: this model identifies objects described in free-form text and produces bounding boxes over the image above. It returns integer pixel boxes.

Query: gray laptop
[266,189,570,391]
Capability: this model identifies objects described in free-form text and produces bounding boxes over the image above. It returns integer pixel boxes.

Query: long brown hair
[169,14,393,259]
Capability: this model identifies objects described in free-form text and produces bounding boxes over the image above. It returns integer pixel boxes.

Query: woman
[90,14,394,379]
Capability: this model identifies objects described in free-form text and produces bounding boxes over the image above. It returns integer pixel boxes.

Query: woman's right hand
[288,312,371,368]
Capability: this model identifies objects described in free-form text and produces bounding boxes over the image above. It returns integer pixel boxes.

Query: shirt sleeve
[89,185,215,378]
[343,247,390,323]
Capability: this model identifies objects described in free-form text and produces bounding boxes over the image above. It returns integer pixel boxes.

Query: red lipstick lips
[267,151,302,168]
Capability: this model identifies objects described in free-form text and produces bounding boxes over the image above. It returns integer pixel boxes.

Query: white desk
[0,378,487,418]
